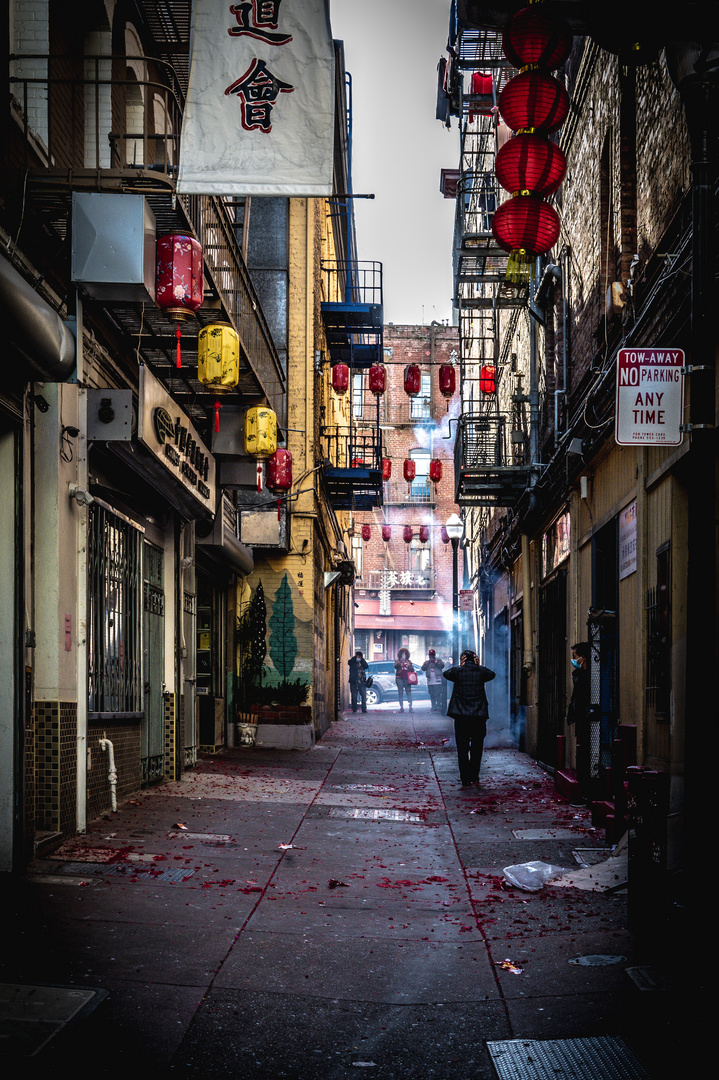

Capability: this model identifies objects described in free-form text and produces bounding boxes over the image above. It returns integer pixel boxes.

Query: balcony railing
[9,55,183,182]
[383,480,436,506]
[454,411,531,506]
[321,427,382,471]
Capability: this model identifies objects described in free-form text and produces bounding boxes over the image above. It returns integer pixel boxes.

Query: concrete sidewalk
[1,705,689,1078]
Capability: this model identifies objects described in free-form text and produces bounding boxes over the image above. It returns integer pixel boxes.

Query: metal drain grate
[328,807,425,823]
[0,984,107,1057]
[487,1037,650,1080]
[60,862,195,884]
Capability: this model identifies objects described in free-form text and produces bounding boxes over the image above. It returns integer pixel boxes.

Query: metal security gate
[537,570,567,767]
[587,611,619,782]
[88,503,142,717]
[142,542,165,783]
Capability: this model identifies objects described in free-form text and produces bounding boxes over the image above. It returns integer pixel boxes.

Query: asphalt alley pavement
[1,703,690,1079]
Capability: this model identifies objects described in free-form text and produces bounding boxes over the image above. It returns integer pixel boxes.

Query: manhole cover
[0,984,107,1057]
[328,807,425,823]
[568,954,627,966]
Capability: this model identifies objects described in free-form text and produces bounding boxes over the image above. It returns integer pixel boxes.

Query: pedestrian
[567,641,591,798]
[348,648,369,713]
[394,648,415,713]
[443,650,496,786]
[421,649,445,712]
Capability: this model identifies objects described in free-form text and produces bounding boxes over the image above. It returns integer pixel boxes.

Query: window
[409,448,432,503]
[410,372,432,420]
[352,372,364,419]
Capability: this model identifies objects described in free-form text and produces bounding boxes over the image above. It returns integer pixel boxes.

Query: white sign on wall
[459,589,475,612]
[615,348,685,446]
[619,500,638,580]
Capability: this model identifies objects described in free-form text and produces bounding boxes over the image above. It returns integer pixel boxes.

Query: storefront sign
[615,348,685,446]
[619,500,638,580]
[138,365,216,513]
[542,511,570,578]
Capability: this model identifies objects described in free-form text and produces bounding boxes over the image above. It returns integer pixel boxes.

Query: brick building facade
[353,322,463,668]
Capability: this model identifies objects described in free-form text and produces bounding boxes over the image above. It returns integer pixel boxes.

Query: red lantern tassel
[277,498,281,522]
[176,325,182,369]
[257,463,264,493]
[213,399,222,433]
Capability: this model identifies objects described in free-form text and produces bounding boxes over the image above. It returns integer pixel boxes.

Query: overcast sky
[330,0,456,326]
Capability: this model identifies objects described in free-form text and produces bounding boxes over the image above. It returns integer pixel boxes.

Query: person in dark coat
[443,650,496,786]
[567,641,591,796]
[348,649,369,713]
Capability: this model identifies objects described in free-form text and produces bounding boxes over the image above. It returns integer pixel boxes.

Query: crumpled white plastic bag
[502,860,569,891]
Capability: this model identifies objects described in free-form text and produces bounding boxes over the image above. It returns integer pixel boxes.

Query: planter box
[251,704,312,726]
[255,724,314,750]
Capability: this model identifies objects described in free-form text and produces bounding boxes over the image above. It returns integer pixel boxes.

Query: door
[537,569,567,767]
[142,541,164,784]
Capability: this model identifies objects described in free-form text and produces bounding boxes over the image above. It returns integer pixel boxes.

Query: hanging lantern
[441,526,450,544]
[382,524,392,542]
[502,6,572,72]
[403,459,416,484]
[404,364,421,396]
[480,365,498,395]
[156,234,203,321]
[429,459,443,485]
[198,323,240,391]
[244,407,277,459]
[469,71,493,122]
[419,526,429,543]
[382,458,392,481]
[492,195,561,281]
[266,448,292,494]
[495,133,566,197]
[403,526,413,544]
[361,524,372,542]
[498,70,569,134]
[439,364,456,398]
[332,363,350,395]
[368,363,387,397]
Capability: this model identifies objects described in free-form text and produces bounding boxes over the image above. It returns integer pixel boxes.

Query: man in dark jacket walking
[348,649,369,713]
[443,650,496,786]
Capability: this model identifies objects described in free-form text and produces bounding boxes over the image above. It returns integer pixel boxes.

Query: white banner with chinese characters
[177,0,335,195]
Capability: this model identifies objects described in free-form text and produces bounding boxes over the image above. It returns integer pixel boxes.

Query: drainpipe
[98,736,117,812]
[521,533,533,675]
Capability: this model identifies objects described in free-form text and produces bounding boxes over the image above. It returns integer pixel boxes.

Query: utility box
[71,193,156,303]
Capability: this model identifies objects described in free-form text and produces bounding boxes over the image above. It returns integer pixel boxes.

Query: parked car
[363,660,431,706]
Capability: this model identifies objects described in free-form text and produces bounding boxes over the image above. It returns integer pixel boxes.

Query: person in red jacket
[443,650,496,786]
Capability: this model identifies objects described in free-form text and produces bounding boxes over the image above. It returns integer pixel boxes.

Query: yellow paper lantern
[244,406,278,459]
[198,323,240,391]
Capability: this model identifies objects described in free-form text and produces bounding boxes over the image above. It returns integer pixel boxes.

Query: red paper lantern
[382,525,392,542]
[403,526,413,544]
[502,6,572,72]
[382,458,392,481]
[351,457,365,468]
[404,364,421,396]
[419,526,429,543]
[492,194,561,279]
[368,363,387,396]
[495,133,566,197]
[332,363,349,394]
[361,524,371,542]
[480,366,497,394]
[266,449,292,493]
[441,527,450,544]
[439,364,456,398]
[429,459,442,484]
[498,70,569,134]
[403,459,416,484]
[156,235,203,326]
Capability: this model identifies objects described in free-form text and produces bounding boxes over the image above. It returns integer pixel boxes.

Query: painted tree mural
[269,573,298,678]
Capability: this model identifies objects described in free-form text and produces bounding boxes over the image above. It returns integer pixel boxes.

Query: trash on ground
[279,843,293,850]
[328,879,349,889]
[497,958,523,974]
[502,860,568,891]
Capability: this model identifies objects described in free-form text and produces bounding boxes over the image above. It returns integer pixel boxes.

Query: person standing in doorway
[348,648,369,713]
[443,650,496,786]
[567,641,591,797]
[394,648,415,713]
[421,649,445,712]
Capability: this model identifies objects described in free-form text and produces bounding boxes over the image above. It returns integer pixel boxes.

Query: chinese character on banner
[225,58,294,132]
[400,571,414,586]
[228,1,293,45]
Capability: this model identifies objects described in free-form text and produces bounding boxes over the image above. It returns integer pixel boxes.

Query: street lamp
[445,513,464,664]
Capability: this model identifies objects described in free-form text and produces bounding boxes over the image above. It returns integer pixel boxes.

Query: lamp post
[445,513,464,664]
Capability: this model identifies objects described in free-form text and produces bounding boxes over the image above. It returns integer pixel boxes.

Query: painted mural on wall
[237,563,312,706]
